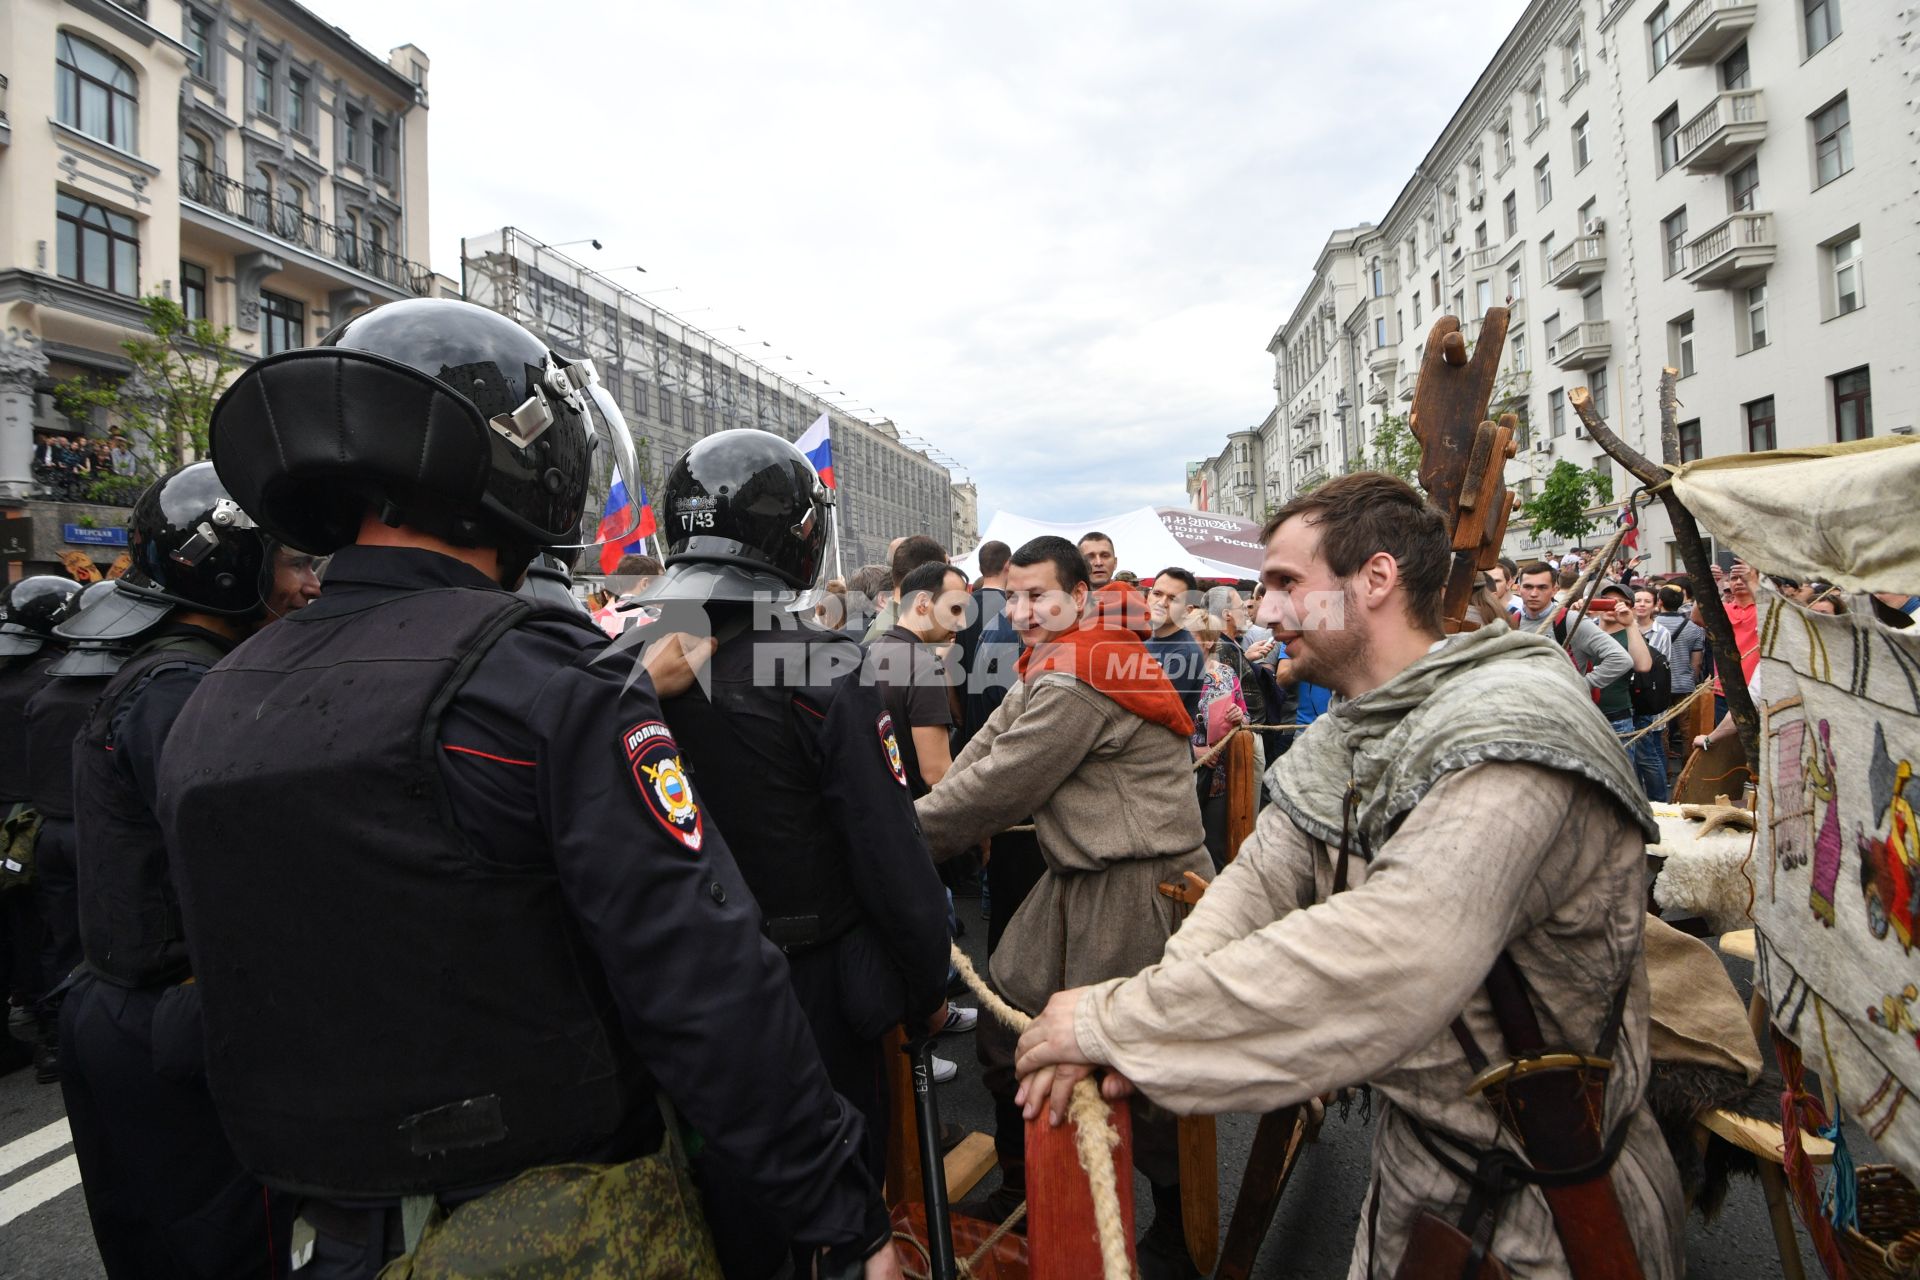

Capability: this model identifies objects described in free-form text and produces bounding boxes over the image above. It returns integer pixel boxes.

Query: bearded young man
[1013,473,1682,1279]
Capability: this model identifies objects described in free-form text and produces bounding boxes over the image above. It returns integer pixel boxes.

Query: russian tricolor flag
[797,413,834,489]
[596,477,657,575]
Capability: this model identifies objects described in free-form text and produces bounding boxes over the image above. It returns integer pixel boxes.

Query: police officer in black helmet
[637,429,951,1278]
[21,581,137,1083]
[52,462,314,1278]
[157,300,902,1280]
[0,575,82,1073]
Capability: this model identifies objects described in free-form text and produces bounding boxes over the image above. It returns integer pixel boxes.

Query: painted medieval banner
[1755,586,1920,1184]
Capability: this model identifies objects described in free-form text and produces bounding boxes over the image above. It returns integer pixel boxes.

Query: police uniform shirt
[277,546,888,1256]
[0,653,56,803]
[864,625,953,800]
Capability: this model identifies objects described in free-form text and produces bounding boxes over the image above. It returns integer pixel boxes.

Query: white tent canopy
[953,506,1261,582]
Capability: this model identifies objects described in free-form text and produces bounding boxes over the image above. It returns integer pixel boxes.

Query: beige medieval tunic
[915,669,1213,1018]
[1072,760,1686,1278]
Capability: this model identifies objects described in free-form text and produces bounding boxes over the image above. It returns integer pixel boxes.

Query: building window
[1649,3,1673,72]
[1662,208,1689,277]
[181,261,207,320]
[56,34,139,151]
[1655,105,1682,173]
[1534,156,1552,208]
[1370,258,1384,296]
[1544,312,1561,362]
[1745,283,1770,351]
[1805,0,1840,56]
[262,290,304,354]
[1573,115,1591,170]
[1468,154,1485,198]
[184,10,212,79]
[57,194,139,295]
[344,105,363,165]
[1475,278,1494,317]
[1495,118,1515,171]
[1727,159,1759,212]
[1745,396,1776,451]
[1528,79,1548,132]
[1506,261,1524,302]
[1510,328,1528,372]
[1812,97,1853,187]
[1374,316,1388,347]
[1474,221,1489,250]
[1411,293,1421,324]
[1829,233,1863,315]
[1678,419,1702,461]
[1671,315,1696,376]
[286,72,307,132]
[253,48,276,116]
[1565,28,1587,85]
[1549,388,1567,437]
[1540,232,1556,278]
[1502,191,1518,239]
[371,120,389,179]
[1589,367,1609,419]
[1833,367,1871,441]
[1721,43,1751,91]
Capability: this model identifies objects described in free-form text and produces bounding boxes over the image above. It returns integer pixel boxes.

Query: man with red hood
[915,535,1210,1278]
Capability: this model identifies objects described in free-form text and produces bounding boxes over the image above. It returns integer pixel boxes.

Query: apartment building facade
[462,226,956,576]
[1237,0,1913,567]
[0,0,433,522]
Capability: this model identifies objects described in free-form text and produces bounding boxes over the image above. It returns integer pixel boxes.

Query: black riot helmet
[56,462,272,642]
[639,429,830,606]
[0,576,84,657]
[46,581,137,675]
[206,298,642,580]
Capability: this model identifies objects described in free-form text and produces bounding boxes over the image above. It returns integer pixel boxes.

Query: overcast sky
[323,0,1530,527]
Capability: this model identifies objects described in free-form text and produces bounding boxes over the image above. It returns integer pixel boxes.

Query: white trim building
[1234,0,1915,568]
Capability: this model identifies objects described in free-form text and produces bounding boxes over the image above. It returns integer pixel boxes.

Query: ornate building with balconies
[1,0,434,573]
[1219,0,1913,568]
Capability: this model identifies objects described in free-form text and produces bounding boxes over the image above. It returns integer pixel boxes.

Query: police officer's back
[0,576,81,1071]
[638,432,950,1274]
[51,465,299,1279]
[157,302,899,1280]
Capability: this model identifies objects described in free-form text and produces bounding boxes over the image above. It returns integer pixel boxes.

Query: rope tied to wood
[947,945,1133,1280]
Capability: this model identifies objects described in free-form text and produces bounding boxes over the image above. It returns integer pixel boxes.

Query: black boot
[1136,1179,1200,1280]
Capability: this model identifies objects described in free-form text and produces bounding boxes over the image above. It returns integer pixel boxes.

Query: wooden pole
[1567,382,1760,776]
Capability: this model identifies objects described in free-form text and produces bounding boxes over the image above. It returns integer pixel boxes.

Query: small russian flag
[796,413,834,489]
[596,477,657,575]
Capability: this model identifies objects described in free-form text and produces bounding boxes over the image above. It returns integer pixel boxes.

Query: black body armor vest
[163,588,642,1197]
[74,634,227,986]
[0,656,52,803]
[27,674,106,819]
[663,624,860,951]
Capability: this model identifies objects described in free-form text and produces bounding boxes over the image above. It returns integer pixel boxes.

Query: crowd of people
[13,296,1900,1280]
[29,432,140,502]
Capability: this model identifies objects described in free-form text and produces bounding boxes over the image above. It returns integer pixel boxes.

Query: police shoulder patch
[877,711,908,788]
[623,719,703,852]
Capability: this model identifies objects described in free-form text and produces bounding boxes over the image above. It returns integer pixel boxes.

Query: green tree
[54,294,242,493]
[1367,413,1423,489]
[1519,459,1614,544]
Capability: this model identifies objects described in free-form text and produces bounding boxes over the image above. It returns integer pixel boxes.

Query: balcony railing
[1553,320,1611,370]
[1548,233,1607,289]
[1397,370,1417,402]
[1671,0,1758,65]
[180,161,432,296]
[1685,211,1776,287]
[0,73,10,131]
[1678,89,1766,174]
[1468,245,1503,273]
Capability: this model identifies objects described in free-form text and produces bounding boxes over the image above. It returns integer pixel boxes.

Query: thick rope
[948,944,1132,1280]
[1619,682,1713,746]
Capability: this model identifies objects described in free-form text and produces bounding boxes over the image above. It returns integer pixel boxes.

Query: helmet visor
[549,371,645,554]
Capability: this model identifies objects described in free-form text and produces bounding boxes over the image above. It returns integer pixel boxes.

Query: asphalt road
[0,904,1827,1278]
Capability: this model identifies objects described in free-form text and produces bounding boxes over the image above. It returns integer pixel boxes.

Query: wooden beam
[943,1131,998,1203]
[1568,383,1760,776]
